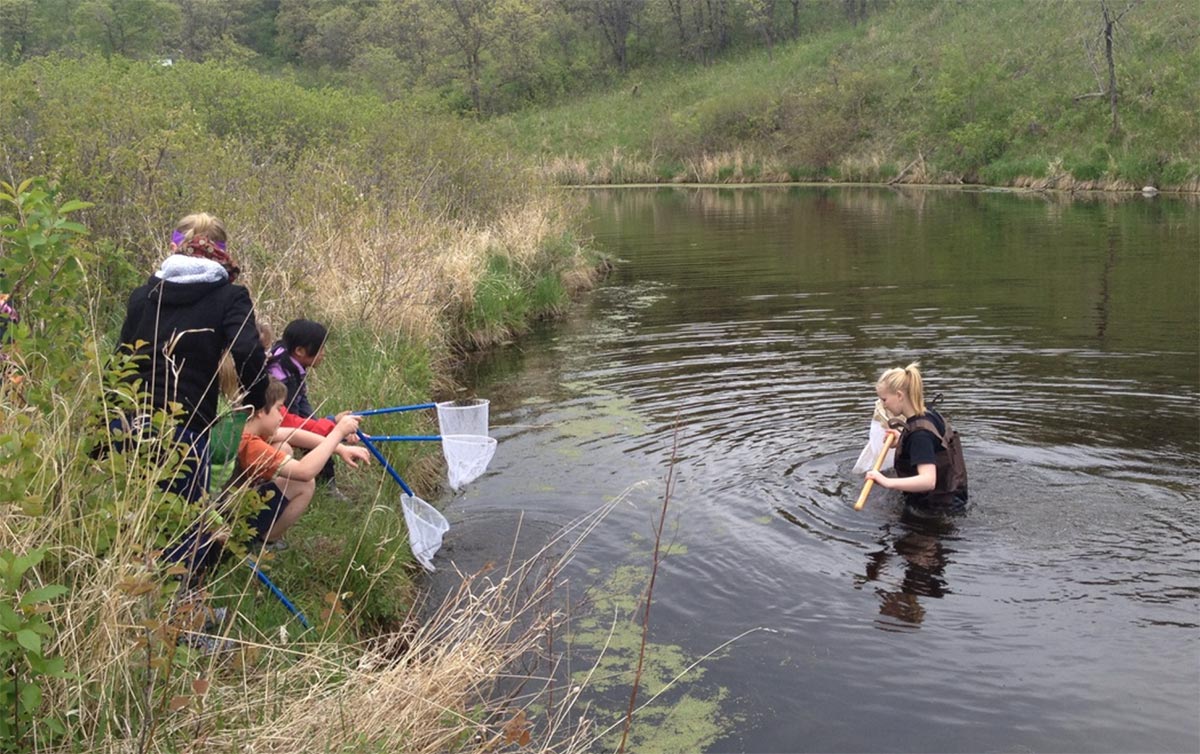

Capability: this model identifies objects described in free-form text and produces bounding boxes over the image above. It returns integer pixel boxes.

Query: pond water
[441,186,1199,753]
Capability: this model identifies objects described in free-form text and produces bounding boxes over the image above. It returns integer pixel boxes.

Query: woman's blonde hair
[256,321,274,349]
[174,212,227,245]
[217,352,241,402]
[877,362,925,415]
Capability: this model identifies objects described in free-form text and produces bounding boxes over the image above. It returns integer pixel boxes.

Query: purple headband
[171,230,226,252]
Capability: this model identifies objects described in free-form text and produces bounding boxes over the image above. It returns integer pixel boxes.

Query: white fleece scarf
[154,254,229,284]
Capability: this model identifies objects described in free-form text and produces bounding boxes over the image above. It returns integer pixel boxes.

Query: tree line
[0,0,886,114]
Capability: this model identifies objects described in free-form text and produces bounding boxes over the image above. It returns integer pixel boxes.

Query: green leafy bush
[0,549,69,752]
[979,157,1049,184]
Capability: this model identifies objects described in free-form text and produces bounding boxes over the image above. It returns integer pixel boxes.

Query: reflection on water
[448,186,1200,754]
[858,509,959,630]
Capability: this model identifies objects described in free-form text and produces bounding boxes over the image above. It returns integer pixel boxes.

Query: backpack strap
[905,416,948,449]
[267,345,301,380]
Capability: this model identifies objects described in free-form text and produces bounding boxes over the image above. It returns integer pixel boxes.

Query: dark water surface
[443,187,1199,753]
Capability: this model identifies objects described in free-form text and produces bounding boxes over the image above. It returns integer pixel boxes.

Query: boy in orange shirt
[236,380,368,549]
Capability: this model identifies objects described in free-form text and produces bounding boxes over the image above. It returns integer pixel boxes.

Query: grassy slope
[490,0,1200,189]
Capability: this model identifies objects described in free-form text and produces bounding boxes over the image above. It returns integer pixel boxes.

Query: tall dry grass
[5,334,619,751]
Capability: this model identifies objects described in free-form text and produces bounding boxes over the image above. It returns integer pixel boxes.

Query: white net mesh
[441,434,497,491]
[401,493,450,572]
[436,399,489,437]
[852,399,897,473]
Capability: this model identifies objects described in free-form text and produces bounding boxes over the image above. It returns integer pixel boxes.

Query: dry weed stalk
[617,422,679,754]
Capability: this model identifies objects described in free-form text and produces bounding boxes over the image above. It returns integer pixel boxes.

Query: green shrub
[464,256,530,345]
[979,157,1049,184]
[655,161,684,181]
[531,273,568,316]
[1114,151,1164,184]
[0,549,70,752]
[1159,160,1197,186]
[947,122,1010,174]
[1063,145,1109,181]
[787,165,823,182]
[1065,157,1107,182]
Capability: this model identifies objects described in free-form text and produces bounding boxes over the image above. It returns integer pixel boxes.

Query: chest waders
[896,416,969,508]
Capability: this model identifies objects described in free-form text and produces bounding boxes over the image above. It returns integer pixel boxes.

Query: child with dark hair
[267,319,327,418]
[266,319,351,497]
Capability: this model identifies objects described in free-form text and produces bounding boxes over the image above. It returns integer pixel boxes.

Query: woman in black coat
[116,213,268,574]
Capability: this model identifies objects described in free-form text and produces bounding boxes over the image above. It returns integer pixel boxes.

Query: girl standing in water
[865,362,969,513]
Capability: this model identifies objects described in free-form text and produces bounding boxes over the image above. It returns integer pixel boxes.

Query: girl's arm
[270,426,326,450]
[866,464,936,492]
[274,414,361,482]
[270,426,370,468]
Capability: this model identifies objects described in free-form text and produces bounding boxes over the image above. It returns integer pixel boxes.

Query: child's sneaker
[203,606,229,632]
[248,537,288,553]
[324,480,350,502]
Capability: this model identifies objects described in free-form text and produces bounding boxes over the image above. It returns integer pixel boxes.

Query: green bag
[209,410,248,466]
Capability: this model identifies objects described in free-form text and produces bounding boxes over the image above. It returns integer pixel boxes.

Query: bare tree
[667,0,690,58]
[1075,0,1141,136]
[439,0,496,114]
[748,0,780,59]
[600,0,645,73]
[703,0,731,62]
[563,0,644,73]
[842,0,866,25]
[669,0,731,65]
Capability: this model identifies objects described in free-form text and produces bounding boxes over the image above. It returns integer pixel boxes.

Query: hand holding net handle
[854,432,897,511]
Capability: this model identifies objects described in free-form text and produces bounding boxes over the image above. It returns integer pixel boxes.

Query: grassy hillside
[490,0,1200,190]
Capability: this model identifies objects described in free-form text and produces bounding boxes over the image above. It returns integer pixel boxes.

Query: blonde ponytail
[903,362,925,414]
[877,361,926,415]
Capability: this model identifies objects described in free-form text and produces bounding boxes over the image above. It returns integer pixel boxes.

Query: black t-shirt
[899,410,945,470]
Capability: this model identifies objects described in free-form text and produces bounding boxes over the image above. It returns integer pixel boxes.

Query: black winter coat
[117,275,268,430]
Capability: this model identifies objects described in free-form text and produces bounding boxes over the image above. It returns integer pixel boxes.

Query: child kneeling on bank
[236,380,369,550]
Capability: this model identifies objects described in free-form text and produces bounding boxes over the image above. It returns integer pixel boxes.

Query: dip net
[436,399,496,490]
[853,399,897,474]
[401,493,450,572]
